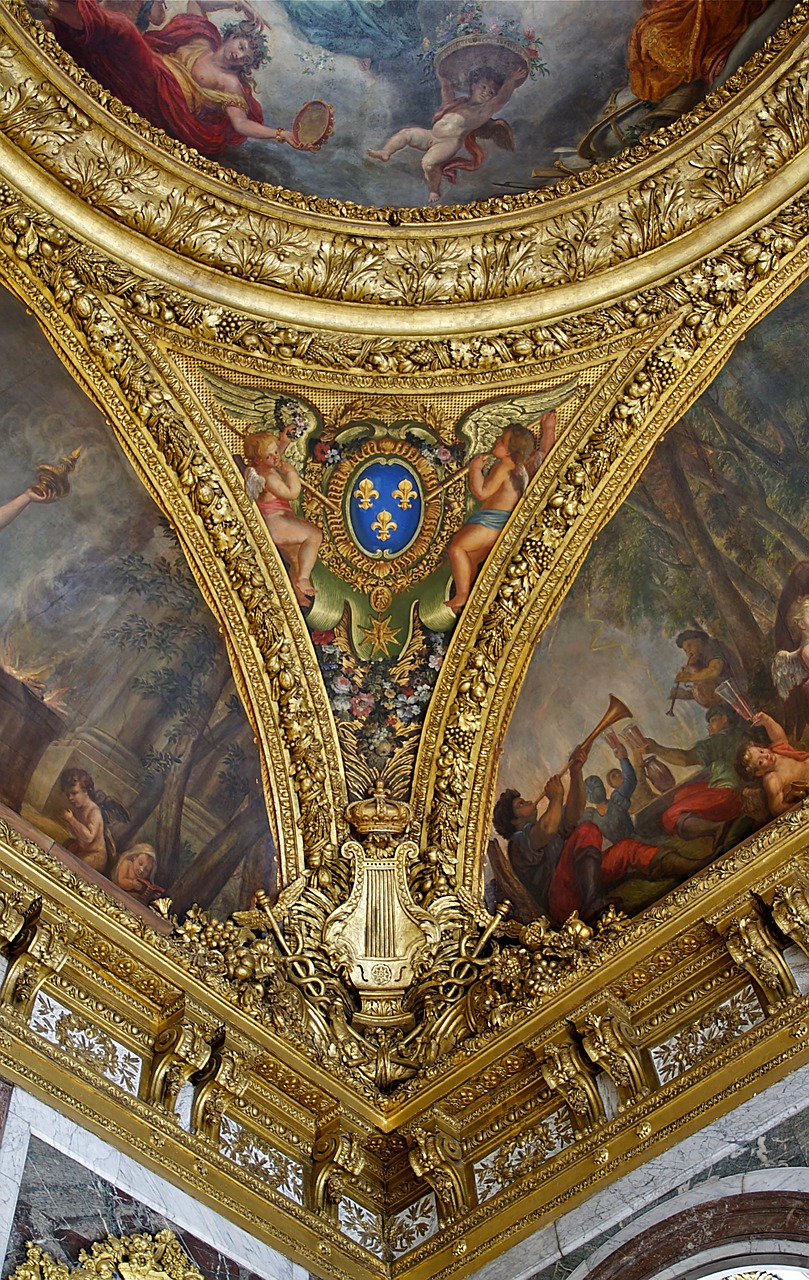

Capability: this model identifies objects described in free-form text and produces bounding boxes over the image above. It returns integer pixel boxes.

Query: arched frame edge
[0,233,346,895]
[415,209,809,894]
[0,3,807,332]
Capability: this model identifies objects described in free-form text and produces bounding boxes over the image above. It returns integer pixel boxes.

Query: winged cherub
[446,418,551,613]
[368,62,527,203]
[201,375,326,608]
[244,430,322,607]
[443,379,581,614]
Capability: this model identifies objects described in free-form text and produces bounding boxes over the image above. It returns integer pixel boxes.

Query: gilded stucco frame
[0,3,808,1278]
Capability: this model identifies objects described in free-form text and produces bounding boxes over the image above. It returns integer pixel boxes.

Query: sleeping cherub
[111,842,162,902]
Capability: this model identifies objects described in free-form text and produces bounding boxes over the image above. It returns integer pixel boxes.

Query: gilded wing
[525,410,557,480]
[201,369,289,428]
[459,379,581,457]
[231,908,269,931]
[475,118,515,151]
[200,370,318,471]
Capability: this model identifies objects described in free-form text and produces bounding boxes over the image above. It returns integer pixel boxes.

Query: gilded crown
[345,780,412,837]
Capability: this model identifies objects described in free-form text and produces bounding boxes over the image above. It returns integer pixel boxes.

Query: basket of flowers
[428,3,547,89]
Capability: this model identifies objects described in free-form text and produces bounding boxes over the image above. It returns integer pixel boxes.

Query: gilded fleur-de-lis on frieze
[392,478,417,510]
[353,478,380,510]
[371,510,397,542]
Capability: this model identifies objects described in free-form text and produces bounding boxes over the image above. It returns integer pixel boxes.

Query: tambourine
[292,99,334,151]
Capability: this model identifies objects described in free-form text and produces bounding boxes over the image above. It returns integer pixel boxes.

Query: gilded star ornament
[361,614,401,657]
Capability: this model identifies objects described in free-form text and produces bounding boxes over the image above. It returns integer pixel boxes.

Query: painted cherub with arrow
[201,373,334,609]
[442,379,581,613]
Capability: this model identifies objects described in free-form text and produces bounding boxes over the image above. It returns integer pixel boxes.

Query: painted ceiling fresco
[490,276,809,929]
[0,285,277,920]
[34,0,797,207]
[192,365,584,801]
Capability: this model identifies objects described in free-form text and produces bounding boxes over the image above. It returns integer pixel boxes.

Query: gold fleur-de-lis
[353,478,379,510]
[392,478,417,510]
[371,510,397,542]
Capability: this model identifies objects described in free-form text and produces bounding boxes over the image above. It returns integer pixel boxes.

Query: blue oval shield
[346,458,423,559]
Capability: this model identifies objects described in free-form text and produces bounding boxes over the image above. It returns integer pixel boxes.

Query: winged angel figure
[368,61,528,203]
[201,371,325,606]
[201,370,318,469]
[772,561,809,741]
[446,379,581,613]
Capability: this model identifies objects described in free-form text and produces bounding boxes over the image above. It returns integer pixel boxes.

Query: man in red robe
[643,706,745,841]
[493,745,662,926]
[45,0,303,157]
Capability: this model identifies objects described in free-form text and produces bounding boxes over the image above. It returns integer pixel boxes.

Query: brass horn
[560,694,632,775]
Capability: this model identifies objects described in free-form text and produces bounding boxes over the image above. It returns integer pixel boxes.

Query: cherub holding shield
[442,380,581,614]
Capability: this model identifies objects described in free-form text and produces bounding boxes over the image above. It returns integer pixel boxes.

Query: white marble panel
[699,1267,809,1279]
[741,1166,809,1194]
[462,1219,561,1280]
[596,1074,620,1120]
[174,1080,194,1131]
[0,1088,307,1280]
[784,944,809,995]
[465,1059,809,1280]
[0,1101,31,1268]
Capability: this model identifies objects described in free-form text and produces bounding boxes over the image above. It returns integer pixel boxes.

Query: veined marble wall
[467,1060,809,1280]
[0,1085,306,1280]
[0,1069,807,1280]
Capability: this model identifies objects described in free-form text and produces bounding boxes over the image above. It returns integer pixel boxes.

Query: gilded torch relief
[192,364,584,801]
[0,285,278,919]
[490,278,809,929]
[30,0,797,207]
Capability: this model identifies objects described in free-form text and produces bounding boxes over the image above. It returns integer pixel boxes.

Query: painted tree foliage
[0,283,276,919]
[492,283,809,929]
[101,533,274,914]
[579,292,809,719]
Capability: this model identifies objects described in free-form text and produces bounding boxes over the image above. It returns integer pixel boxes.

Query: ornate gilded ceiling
[0,2,809,1280]
[32,0,800,207]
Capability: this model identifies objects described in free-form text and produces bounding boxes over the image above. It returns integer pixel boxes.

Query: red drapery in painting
[628,0,771,102]
[50,2,263,155]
